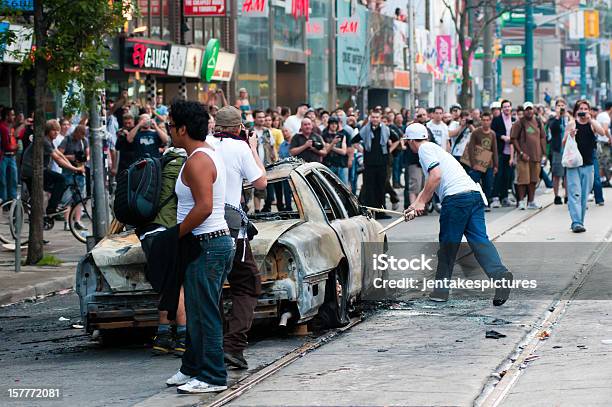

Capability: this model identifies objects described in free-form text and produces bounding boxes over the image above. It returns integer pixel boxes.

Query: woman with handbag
[562,100,606,233]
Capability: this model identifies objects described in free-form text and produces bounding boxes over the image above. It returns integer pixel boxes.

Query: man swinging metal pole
[401,123,513,305]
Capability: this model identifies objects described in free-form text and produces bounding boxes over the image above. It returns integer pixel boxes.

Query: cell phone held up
[577,112,587,118]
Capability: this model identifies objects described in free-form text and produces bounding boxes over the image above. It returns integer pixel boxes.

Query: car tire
[317,267,350,328]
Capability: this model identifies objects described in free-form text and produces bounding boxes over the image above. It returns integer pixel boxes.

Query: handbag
[561,135,583,168]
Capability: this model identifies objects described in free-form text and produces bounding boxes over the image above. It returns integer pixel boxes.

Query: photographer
[289,118,327,163]
[58,124,89,230]
[321,116,348,184]
[115,113,136,173]
[127,113,169,160]
[449,111,475,163]
[547,99,570,205]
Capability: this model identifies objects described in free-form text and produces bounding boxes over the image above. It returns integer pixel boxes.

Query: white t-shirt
[418,142,480,202]
[426,121,450,151]
[284,115,302,136]
[596,111,611,143]
[449,122,471,157]
[50,134,65,174]
[254,127,276,161]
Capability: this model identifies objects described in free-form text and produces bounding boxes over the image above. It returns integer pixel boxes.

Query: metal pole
[88,92,109,242]
[482,0,493,108]
[524,0,534,102]
[14,184,22,273]
[496,5,502,100]
[407,0,416,111]
[580,38,587,99]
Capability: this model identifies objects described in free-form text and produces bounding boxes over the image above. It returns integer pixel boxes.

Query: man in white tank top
[209,106,268,370]
[163,100,236,394]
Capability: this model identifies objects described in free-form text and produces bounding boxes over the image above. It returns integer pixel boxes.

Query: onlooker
[595,102,612,186]
[563,100,606,233]
[252,110,276,212]
[236,88,252,120]
[427,106,450,151]
[289,118,326,163]
[278,128,294,210]
[449,111,474,163]
[547,99,569,204]
[265,114,284,155]
[511,102,547,210]
[127,113,169,160]
[466,112,498,209]
[284,103,309,136]
[21,120,85,215]
[115,113,137,173]
[402,108,427,208]
[0,107,18,203]
[58,124,89,230]
[389,112,405,188]
[153,94,168,124]
[491,100,515,207]
[321,117,349,184]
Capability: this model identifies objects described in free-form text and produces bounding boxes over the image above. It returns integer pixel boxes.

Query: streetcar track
[201,203,554,407]
[476,226,612,407]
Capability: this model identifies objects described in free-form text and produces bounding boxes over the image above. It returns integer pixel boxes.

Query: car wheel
[317,267,350,328]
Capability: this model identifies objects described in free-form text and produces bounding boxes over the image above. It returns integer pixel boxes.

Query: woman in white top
[164,100,235,394]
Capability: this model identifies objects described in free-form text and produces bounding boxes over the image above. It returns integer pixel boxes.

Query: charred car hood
[250,219,303,268]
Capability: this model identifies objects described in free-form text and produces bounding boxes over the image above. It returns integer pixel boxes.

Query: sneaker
[518,200,527,210]
[166,370,193,387]
[429,290,449,302]
[484,206,491,212]
[224,352,248,370]
[507,195,517,205]
[63,221,69,231]
[177,378,227,394]
[572,224,586,233]
[596,201,605,207]
[527,201,541,210]
[391,201,399,211]
[152,332,175,356]
[490,198,501,208]
[174,334,186,357]
[588,194,594,202]
[564,196,568,204]
[434,203,442,212]
[554,196,562,205]
[74,221,88,231]
[501,198,513,207]
[493,272,513,306]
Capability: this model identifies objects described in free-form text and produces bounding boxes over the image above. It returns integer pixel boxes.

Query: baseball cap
[523,102,534,109]
[328,116,339,124]
[215,106,242,127]
[450,103,462,110]
[238,87,247,93]
[403,123,428,140]
[490,101,501,109]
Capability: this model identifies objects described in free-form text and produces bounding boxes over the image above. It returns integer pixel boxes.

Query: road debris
[485,330,507,339]
[552,345,562,349]
[536,330,550,340]
[577,345,588,350]
[72,324,84,329]
[58,317,70,321]
[484,317,512,326]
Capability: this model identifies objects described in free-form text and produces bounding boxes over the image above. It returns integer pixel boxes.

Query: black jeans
[493,153,512,200]
[24,169,66,214]
[360,165,387,208]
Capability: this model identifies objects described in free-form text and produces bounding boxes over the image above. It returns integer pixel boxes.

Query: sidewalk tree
[441,0,547,108]
[1,0,129,264]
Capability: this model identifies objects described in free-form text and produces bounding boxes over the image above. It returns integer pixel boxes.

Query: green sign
[202,39,220,82]
[504,44,523,57]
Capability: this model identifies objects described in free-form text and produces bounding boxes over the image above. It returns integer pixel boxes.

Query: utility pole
[495,3,502,100]
[579,40,587,99]
[407,0,416,110]
[88,92,109,246]
[524,0,534,102]
[482,0,494,107]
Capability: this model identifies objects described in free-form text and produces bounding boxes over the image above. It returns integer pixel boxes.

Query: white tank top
[175,147,228,235]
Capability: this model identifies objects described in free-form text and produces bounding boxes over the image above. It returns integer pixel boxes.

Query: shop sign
[184,47,204,78]
[167,45,188,76]
[210,52,236,82]
[336,4,368,87]
[394,70,410,90]
[0,23,33,64]
[240,0,267,17]
[1,0,33,12]
[124,38,170,75]
[184,0,226,17]
[306,18,325,39]
[201,39,220,82]
[562,49,581,85]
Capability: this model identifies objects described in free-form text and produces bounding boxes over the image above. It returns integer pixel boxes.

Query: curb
[0,274,75,307]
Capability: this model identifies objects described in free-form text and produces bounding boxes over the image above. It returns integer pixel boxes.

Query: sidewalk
[0,224,86,306]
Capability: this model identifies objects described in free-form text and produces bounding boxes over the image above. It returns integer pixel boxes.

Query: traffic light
[493,39,502,58]
[569,79,577,88]
[512,67,521,86]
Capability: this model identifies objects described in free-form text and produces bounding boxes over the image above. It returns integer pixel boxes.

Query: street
[1,190,611,407]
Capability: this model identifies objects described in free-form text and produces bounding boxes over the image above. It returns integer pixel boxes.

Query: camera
[310,136,324,150]
[74,150,87,164]
[577,112,587,118]
[467,119,474,125]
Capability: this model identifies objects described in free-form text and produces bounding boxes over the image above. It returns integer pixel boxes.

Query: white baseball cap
[403,123,428,140]
[523,101,534,109]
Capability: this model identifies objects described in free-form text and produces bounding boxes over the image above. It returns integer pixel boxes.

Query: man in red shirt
[0,107,18,204]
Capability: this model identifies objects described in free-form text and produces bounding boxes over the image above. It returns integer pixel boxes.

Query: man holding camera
[289,118,327,163]
[127,113,169,161]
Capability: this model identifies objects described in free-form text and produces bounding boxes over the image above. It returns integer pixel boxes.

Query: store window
[273,5,304,50]
[307,0,330,109]
[237,13,271,109]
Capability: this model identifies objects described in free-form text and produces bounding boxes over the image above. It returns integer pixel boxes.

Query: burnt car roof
[244,158,332,185]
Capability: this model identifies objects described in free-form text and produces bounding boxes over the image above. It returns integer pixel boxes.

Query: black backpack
[114,155,174,227]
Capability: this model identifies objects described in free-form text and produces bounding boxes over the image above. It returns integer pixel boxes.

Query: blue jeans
[592,153,604,204]
[435,191,508,293]
[0,155,18,202]
[282,180,292,211]
[329,166,348,185]
[181,235,235,385]
[62,170,86,204]
[350,153,359,194]
[468,168,494,204]
[392,153,402,185]
[566,165,594,228]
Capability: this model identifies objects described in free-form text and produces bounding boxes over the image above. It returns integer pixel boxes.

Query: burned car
[75,160,387,334]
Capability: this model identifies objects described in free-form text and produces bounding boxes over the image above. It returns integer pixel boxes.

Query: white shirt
[596,111,611,143]
[426,121,450,151]
[418,142,480,202]
[254,127,275,161]
[175,147,228,235]
[449,122,471,157]
[50,134,65,174]
[284,115,302,136]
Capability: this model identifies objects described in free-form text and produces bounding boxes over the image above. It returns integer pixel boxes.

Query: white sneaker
[166,370,193,387]
[527,201,541,210]
[490,198,501,208]
[177,378,228,394]
[518,200,527,210]
[588,194,594,202]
